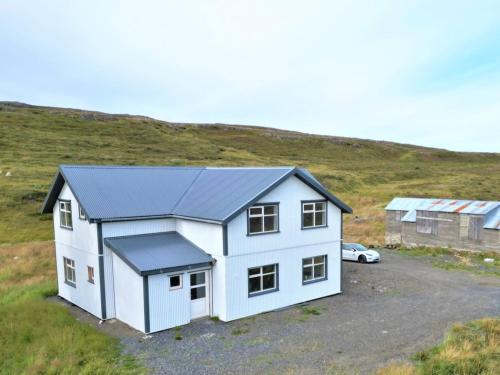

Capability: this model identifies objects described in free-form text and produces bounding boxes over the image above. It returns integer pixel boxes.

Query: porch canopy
[104,232,213,276]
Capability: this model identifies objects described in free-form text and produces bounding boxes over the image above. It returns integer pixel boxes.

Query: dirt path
[60,249,500,374]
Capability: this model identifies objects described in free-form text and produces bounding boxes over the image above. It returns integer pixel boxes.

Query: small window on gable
[79,205,86,220]
[248,204,279,235]
[87,266,94,284]
[169,274,182,290]
[302,201,327,229]
[59,201,73,229]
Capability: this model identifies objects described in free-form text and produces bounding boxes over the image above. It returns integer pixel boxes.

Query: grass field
[376,318,499,375]
[1,101,499,374]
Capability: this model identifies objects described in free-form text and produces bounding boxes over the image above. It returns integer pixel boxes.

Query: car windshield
[352,244,368,251]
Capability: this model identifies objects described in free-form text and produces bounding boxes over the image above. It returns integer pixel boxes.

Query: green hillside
[1,101,499,245]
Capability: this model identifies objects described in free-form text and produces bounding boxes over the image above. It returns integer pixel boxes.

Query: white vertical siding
[112,253,145,332]
[211,256,227,320]
[175,219,224,256]
[224,242,341,321]
[103,246,116,318]
[148,273,191,332]
[102,218,176,239]
[53,183,102,318]
[227,176,342,256]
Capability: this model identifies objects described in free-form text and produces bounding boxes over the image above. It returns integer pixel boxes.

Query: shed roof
[104,232,213,276]
[387,197,500,230]
[41,165,352,223]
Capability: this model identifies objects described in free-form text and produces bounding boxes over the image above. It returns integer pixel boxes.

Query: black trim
[246,202,280,236]
[97,223,107,319]
[143,275,150,334]
[247,263,279,298]
[302,254,328,285]
[222,224,228,256]
[301,199,328,230]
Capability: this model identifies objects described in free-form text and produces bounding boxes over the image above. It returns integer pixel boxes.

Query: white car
[342,243,380,263]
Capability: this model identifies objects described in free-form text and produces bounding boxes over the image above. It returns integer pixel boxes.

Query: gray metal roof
[41,165,352,222]
[387,197,500,230]
[104,232,213,276]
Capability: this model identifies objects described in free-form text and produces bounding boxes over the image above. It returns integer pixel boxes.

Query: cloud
[1,0,499,152]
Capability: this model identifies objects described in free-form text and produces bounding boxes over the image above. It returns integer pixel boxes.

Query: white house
[42,165,352,333]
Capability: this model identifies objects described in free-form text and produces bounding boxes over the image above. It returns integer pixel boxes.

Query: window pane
[190,272,205,286]
[314,264,325,278]
[262,274,275,290]
[250,207,262,215]
[249,277,261,293]
[264,215,276,232]
[249,267,261,276]
[170,275,181,288]
[191,286,206,300]
[303,266,313,281]
[315,211,325,226]
[66,213,72,228]
[314,255,325,264]
[264,205,276,215]
[303,257,312,265]
[303,203,314,211]
[249,216,263,233]
[303,213,314,227]
[262,265,275,274]
[315,202,325,211]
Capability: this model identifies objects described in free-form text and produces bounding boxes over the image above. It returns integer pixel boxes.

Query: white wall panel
[148,273,191,332]
[175,219,223,256]
[112,253,144,332]
[102,218,175,239]
[211,255,227,320]
[224,242,341,321]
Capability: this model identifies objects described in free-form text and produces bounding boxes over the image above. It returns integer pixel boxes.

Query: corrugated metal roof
[484,207,500,230]
[41,165,352,222]
[386,197,500,229]
[104,232,213,275]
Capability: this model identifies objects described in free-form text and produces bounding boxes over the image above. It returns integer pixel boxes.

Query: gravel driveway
[66,249,500,374]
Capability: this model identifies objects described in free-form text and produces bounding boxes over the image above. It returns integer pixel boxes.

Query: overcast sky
[1,1,499,152]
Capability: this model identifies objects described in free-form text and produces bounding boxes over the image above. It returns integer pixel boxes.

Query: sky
[1,1,499,152]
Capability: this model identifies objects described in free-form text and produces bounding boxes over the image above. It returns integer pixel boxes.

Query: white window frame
[302,255,327,284]
[302,200,327,229]
[248,204,279,235]
[169,274,183,290]
[87,265,94,284]
[59,200,73,229]
[64,257,76,286]
[79,205,86,220]
[248,264,278,296]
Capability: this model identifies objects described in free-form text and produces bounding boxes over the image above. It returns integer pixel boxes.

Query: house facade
[42,165,351,333]
[385,197,500,252]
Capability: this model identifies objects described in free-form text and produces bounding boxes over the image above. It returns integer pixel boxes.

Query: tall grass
[0,242,145,374]
[376,318,500,375]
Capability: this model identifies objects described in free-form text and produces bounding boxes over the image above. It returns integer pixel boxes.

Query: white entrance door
[190,271,209,319]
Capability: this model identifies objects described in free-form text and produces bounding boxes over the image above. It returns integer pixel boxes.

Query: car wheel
[359,255,367,263]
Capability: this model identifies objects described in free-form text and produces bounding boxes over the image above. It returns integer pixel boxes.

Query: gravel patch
[59,249,500,374]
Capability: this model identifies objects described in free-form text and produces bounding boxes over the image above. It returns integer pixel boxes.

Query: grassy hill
[1,101,499,245]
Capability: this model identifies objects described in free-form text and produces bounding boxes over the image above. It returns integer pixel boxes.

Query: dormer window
[248,203,279,235]
[59,200,73,229]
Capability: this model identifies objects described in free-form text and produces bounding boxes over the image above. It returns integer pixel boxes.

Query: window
[59,200,73,229]
[468,216,484,241]
[79,205,86,220]
[87,266,94,284]
[303,255,327,283]
[63,257,76,286]
[416,210,438,235]
[248,204,278,235]
[302,201,327,229]
[248,264,278,296]
[169,274,183,290]
[190,272,206,300]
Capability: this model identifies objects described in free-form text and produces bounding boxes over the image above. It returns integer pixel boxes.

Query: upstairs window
[416,210,438,235]
[79,205,86,220]
[59,201,73,229]
[302,201,327,229]
[64,257,76,286]
[248,204,279,235]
